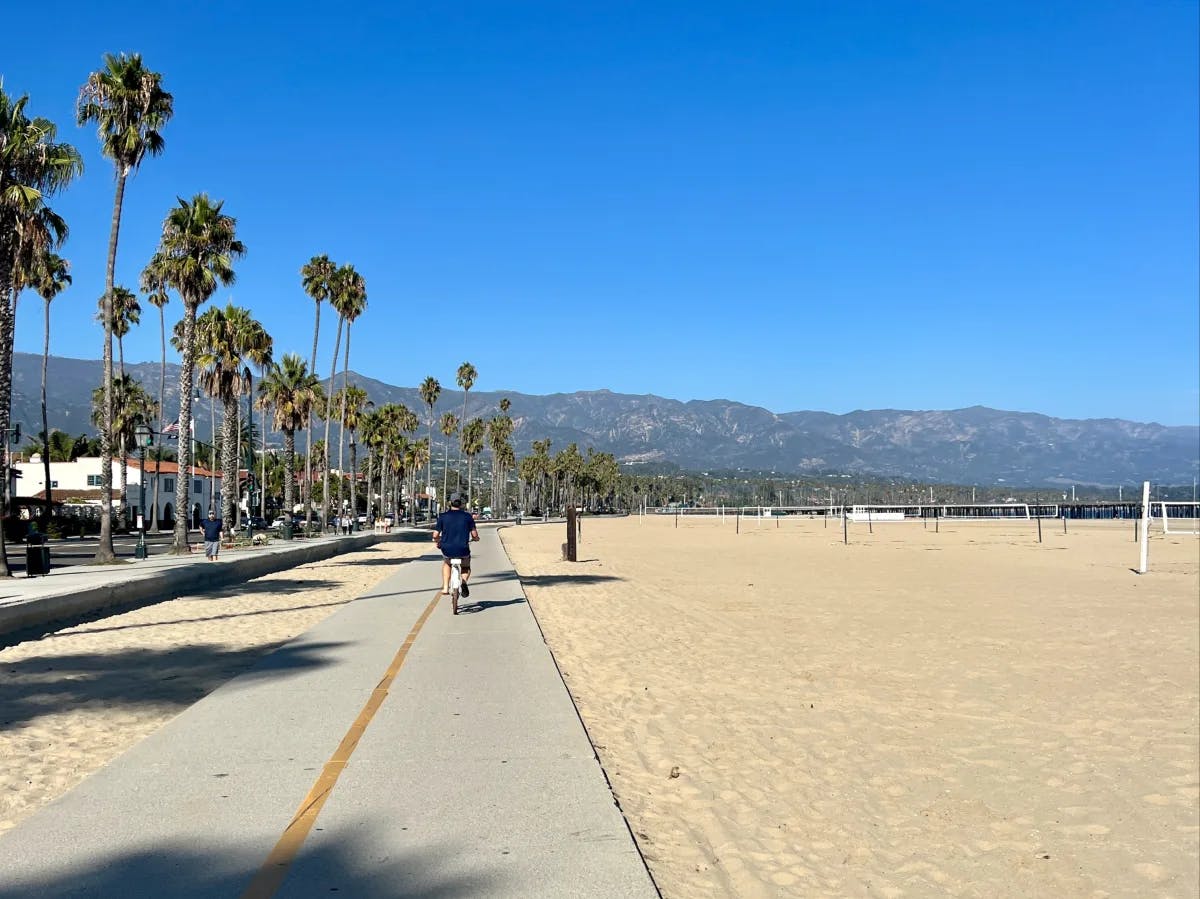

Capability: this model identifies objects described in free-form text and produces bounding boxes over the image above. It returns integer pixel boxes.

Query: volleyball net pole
[1138,481,1150,574]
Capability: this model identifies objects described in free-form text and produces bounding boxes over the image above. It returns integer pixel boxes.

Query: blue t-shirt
[435,509,476,556]
[201,518,223,541]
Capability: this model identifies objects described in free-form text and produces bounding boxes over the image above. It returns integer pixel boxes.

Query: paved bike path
[0,528,657,898]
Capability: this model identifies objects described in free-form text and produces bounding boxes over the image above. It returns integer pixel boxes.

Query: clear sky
[5,1,1198,425]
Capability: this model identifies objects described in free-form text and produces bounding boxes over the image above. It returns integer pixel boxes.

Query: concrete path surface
[0,527,658,898]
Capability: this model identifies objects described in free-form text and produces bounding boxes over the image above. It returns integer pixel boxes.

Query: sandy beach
[502,515,1200,898]
[0,537,427,836]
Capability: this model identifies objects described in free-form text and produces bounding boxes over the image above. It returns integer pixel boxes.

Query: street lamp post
[134,424,153,560]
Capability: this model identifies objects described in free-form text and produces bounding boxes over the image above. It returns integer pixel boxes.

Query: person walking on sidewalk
[434,493,479,596]
[201,510,224,561]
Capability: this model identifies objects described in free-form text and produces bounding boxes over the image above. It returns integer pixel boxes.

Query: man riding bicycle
[434,493,479,597]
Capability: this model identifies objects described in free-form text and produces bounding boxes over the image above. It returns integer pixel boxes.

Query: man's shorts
[205,541,220,558]
[442,552,470,573]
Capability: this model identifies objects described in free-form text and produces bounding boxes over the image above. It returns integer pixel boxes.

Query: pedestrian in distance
[434,493,479,597]
[201,510,223,561]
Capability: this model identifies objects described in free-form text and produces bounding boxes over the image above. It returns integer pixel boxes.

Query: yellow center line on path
[241,590,444,899]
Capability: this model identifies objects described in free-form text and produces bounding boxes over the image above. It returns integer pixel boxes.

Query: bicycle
[448,557,464,615]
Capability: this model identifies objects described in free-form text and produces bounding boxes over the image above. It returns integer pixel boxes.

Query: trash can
[281,521,293,540]
[26,543,50,576]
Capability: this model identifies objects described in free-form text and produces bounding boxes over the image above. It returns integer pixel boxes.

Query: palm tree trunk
[442,439,449,505]
[42,298,52,515]
[152,304,165,531]
[118,336,127,529]
[222,396,238,533]
[0,276,14,576]
[336,322,350,523]
[260,379,267,519]
[171,305,196,554]
[349,437,357,526]
[459,388,470,491]
[95,171,127,564]
[426,412,434,516]
[320,316,343,530]
[305,302,320,528]
[284,428,295,516]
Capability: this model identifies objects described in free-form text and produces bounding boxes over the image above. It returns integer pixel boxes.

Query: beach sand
[0,537,427,836]
[501,515,1200,898]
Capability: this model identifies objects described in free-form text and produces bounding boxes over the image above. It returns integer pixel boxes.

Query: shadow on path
[457,597,527,615]
[0,638,347,730]
[517,573,623,588]
[0,827,494,898]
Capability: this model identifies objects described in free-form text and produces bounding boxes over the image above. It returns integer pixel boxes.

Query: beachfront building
[14,456,222,529]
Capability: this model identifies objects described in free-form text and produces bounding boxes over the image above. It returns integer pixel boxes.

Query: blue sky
[4,1,1198,425]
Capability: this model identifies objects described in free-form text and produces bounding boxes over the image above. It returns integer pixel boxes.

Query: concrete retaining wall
[0,533,399,640]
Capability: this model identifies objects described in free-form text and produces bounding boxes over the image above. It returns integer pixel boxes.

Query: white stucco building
[15,456,222,529]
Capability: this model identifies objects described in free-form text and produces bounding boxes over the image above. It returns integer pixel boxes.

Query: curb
[0,533,395,640]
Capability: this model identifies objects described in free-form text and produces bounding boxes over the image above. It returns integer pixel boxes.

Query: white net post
[1138,481,1150,574]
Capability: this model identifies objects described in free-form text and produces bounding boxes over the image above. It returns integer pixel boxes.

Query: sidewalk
[0,528,658,898]
[0,531,395,639]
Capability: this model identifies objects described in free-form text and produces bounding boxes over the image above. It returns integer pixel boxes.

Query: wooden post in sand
[565,504,578,562]
[1035,495,1043,543]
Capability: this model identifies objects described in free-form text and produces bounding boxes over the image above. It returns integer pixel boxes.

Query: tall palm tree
[101,286,141,376]
[300,253,335,526]
[146,194,244,553]
[440,411,459,503]
[316,262,362,525]
[418,376,441,513]
[97,284,140,523]
[195,303,272,531]
[91,375,156,521]
[0,89,81,576]
[358,407,383,519]
[140,266,170,530]
[460,418,485,510]
[258,354,319,521]
[327,264,365,526]
[455,361,476,475]
[339,385,371,525]
[30,252,70,515]
[77,52,172,563]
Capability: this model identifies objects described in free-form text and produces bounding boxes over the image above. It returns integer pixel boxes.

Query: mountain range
[11,352,1198,487]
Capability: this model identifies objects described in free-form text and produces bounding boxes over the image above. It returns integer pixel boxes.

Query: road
[7,531,207,575]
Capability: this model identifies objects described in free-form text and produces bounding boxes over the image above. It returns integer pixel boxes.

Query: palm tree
[140,266,170,530]
[300,253,335,526]
[418,376,441,513]
[91,375,156,521]
[460,418,485,511]
[77,52,172,563]
[327,264,365,527]
[258,354,319,521]
[316,262,362,525]
[97,284,140,523]
[30,252,70,514]
[146,194,244,553]
[340,385,371,525]
[455,361,476,477]
[440,411,459,502]
[0,89,81,576]
[195,303,272,531]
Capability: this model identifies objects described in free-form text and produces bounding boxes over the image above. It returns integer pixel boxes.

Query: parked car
[271,516,292,531]
[245,515,268,530]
